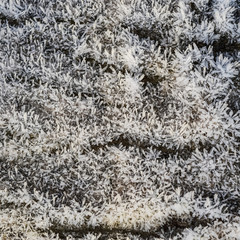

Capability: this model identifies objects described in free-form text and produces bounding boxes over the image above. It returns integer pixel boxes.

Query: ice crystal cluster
[0,0,240,239]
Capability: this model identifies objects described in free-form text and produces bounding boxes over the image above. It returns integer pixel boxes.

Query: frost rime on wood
[0,0,240,239]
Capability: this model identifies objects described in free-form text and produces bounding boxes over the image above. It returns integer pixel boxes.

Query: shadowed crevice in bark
[0,12,20,26]
[199,189,240,215]
[0,10,37,27]
[87,134,194,160]
[126,22,240,57]
[49,227,161,239]
[49,215,212,239]
[87,134,214,161]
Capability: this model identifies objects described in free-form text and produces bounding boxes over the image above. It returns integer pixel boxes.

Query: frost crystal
[0,0,239,239]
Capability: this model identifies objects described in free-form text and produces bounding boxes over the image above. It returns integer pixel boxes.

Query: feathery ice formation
[0,0,239,239]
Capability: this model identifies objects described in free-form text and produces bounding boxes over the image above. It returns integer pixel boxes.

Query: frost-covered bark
[0,0,239,239]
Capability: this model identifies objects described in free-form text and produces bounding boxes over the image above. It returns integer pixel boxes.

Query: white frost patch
[125,75,141,96]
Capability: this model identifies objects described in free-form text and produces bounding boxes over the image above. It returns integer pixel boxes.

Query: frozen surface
[0,0,239,239]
